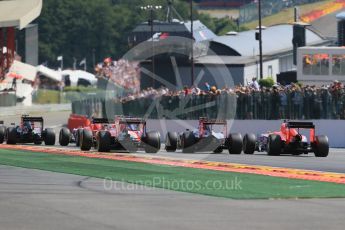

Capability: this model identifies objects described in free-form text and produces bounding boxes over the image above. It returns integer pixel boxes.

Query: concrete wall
[146,119,345,148]
[244,59,279,84]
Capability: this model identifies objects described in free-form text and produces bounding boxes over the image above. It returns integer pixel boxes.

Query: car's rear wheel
[0,126,6,144]
[181,131,195,153]
[44,128,56,146]
[165,132,177,152]
[227,133,243,155]
[97,131,111,152]
[80,129,93,151]
[267,134,282,156]
[59,128,71,146]
[313,135,329,157]
[144,131,161,153]
[243,133,256,155]
[76,128,83,147]
[6,127,17,145]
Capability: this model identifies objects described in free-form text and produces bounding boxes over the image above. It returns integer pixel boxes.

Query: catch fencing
[71,89,345,120]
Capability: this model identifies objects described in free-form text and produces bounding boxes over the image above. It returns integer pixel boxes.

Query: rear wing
[92,118,112,124]
[199,117,226,125]
[22,117,44,123]
[287,122,315,129]
[118,117,146,124]
[115,115,146,124]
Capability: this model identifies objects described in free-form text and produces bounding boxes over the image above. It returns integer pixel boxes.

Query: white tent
[61,70,97,86]
[37,65,62,82]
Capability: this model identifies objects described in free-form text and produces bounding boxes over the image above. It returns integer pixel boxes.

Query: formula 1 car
[165,117,243,154]
[78,116,161,153]
[1,115,55,145]
[242,121,329,157]
[59,114,93,147]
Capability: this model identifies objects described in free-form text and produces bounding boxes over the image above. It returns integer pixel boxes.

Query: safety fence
[71,90,345,120]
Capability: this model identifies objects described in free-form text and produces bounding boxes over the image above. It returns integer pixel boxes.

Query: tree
[35,0,241,70]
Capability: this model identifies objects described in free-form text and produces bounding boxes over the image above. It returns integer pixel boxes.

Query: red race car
[59,114,93,147]
[78,116,161,153]
[243,121,329,157]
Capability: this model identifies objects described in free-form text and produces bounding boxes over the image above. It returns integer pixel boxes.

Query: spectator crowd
[108,79,345,120]
[92,57,345,120]
[95,58,140,93]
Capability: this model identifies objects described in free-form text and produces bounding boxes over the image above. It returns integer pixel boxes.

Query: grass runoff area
[1,148,345,199]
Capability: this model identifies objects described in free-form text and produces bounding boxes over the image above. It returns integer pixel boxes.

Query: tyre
[59,128,71,146]
[80,129,93,151]
[144,131,161,153]
[227,133,243,155]
[267,134,282,156]
[44,128,56,146]
[165,132,178,152]
[243,133,256,155]
[313,135,329,157]
[181,131,195,153]
[0,126,5,143]
[76,128,83,147]
[6,127,17,145]
[96,131,111,152]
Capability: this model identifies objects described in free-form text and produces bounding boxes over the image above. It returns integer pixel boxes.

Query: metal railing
[71,89,345,120]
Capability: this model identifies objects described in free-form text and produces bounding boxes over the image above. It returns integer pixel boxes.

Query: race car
[165,117,243,154]
[58,114,94,147]
[242,121,329,157]
[78,116,161,153]
[1,115,55,145]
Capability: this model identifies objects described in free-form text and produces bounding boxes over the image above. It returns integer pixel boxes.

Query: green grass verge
[1,148,345,199]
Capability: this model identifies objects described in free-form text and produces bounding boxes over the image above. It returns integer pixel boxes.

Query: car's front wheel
[44,128,56,146]
[267,134,281,156]
[144,131,161,153]
[165,132,178,152]
[80,129,93,151]
[59,128,71,146]
[96,131,111,152]
[227,133,243,155]
[243,133,256,155]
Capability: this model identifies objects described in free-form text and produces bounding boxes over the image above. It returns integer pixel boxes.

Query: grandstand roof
[0,0,42,29]
[132,20,216,42]
[211,24,328,57]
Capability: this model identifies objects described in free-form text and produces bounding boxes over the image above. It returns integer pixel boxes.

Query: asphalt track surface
[2,113,345,229]
[1,165,345,230]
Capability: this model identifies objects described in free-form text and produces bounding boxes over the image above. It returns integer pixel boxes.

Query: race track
[2,113,345,229]
[1,111,345,173]
[1,165,345,230]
